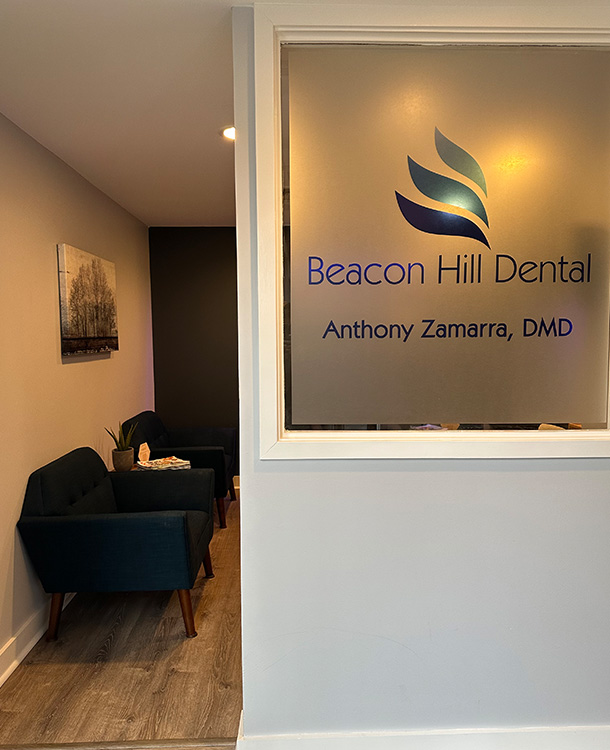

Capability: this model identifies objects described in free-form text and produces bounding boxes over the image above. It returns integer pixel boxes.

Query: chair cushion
[149,433,170,449]
[22,447,117,517]
[64,476,116,516]
[122,411,169,456]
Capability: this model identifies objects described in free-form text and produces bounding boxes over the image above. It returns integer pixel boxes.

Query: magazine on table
[136,456,191,470]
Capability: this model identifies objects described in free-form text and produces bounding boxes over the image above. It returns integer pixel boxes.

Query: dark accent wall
[149,227,238,429]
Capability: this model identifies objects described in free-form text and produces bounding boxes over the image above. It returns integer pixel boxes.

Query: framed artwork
[57,243,118,356]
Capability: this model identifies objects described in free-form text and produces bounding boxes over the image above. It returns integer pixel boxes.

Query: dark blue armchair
[122,410,237,528]
[17,447,214,640]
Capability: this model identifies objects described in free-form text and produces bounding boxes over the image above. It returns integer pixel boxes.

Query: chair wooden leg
[229,476,237,503]
[47,593,65,641]
[177,589,197,638]
[216,495,227,528]
[203,548,214,578]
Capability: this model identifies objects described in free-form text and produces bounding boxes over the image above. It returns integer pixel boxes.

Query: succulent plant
[105,422,137,452]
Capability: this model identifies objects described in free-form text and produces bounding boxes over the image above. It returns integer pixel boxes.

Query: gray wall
[148,227,238,430]
[0,112,153,685]
[234,4,610,748]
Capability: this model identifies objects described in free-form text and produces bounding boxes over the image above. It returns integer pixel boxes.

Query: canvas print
[58,244,118,356]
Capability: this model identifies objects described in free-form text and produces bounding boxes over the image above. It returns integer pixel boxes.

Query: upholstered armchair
[122,411,237,528]
[17,447,214,640]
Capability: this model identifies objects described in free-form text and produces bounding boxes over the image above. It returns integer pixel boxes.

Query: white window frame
[241,3,610,460]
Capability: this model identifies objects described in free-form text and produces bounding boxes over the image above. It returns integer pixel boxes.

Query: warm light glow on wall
[497,153,531,172]
[222,126,236,140]
[402,88,432,117]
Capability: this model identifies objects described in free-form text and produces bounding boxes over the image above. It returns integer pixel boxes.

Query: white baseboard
[237,725,610,750]
[0,593,74,688]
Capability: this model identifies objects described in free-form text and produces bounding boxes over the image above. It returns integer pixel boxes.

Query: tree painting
[58,244,119,356]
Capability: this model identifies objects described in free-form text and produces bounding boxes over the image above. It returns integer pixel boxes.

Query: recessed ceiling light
[222,126,236,140]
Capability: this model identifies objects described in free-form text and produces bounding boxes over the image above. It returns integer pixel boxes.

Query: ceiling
[0,0,238,226]
[0,0,538,227]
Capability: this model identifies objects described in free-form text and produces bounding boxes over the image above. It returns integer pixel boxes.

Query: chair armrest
[17,511,199,593]
[110,468,214,514]
[149,447,228,497]
[167,427,237,460]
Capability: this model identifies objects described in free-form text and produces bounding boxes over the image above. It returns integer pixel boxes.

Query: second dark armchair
[122,410,237,528]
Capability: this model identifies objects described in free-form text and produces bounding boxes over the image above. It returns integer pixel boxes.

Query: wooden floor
[0,498,242,749]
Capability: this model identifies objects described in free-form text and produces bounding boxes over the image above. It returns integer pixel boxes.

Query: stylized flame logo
[396,128,490,249]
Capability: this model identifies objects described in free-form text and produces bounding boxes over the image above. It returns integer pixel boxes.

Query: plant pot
[112,447,134,472]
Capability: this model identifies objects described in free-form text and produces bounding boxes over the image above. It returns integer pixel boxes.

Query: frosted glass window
[283,45,610,429]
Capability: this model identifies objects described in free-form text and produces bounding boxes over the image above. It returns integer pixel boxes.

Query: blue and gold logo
[396,128,490,249]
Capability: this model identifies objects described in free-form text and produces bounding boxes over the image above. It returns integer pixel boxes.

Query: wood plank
[0,740,235,750]
[0,499,242,745]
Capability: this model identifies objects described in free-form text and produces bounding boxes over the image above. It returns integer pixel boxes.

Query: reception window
[281,44,610,431]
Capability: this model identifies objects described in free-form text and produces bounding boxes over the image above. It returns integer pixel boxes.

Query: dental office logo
[395,128,490,249]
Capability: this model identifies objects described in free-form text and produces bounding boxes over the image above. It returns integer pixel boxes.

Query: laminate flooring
[0,497,242,748]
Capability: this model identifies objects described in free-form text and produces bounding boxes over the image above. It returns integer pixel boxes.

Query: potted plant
[105,421,137,472]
